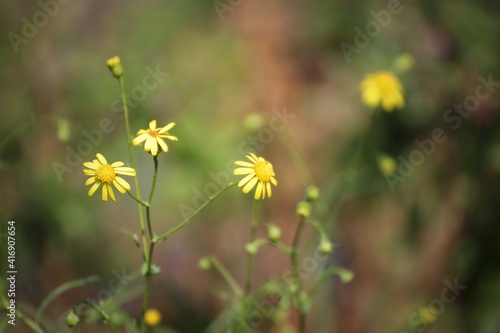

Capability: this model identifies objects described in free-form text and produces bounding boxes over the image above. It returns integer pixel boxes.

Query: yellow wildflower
[234,153,277,200]
[419,306,438,325]
[360,71,404,112]
[132,120,178,156]
[144,308,162,326]
[83,153,136,201]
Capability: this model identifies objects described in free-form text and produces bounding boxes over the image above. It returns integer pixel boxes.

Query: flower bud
[245,242,258,255]
[393,53,415,74]
[305,185,320,202]
[198,257,212,271]
[319,239,333,255]
[65,310,80,327]
[267,224,281,242]
[244,113,264,131]
[106,56,123,78]
[296,201,311,219]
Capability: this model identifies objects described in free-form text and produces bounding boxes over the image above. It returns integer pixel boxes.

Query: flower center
[254,161,274,182]
[148,129,159,137]
[95,165,116,184]
[375,72,399,93]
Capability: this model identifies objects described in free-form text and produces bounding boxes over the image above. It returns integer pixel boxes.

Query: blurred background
[1,0,499,332]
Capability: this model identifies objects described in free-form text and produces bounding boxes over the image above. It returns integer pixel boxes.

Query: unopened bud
[106,56,123,78]
[65,310,80,327]
[198,257,212,271]
[245,242,258,255]
[267,224,281,242]
[319,239,333,255]
[296,201,311,219]
[305,185,320,202]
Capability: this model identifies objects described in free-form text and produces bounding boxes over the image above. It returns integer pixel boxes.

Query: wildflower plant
[8,53,421,333]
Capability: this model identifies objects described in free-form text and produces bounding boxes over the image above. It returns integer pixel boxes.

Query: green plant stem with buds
[82,301,121,333]
[118,76,149,261]
[140,155,159,333]
[244,200,261,295]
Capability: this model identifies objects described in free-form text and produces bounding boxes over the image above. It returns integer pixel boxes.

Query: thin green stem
[1,296,45,333]
[244,200,260,295]
[148,155,159,204]
[140,156,160,333]
[119,76,148,260]
[290,217,306,333]
[279,130,314,186]
[156,182,237,242]
[127,191,150,207]
[84,302,121,333]
[209,256,243,296]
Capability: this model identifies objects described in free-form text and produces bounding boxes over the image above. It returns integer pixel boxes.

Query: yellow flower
[83,153,136,201]
[360,71,404,112]
[144,308,162,326]
[418,306,438,325]
[234,153,277,200]
[377,154,397,176]
[132,120,178,156]
[106,56,123,78]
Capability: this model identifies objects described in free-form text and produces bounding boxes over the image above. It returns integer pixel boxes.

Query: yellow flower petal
[234,167,254,175]
[157,137,169,152]
[238,172,256,187]
[242,177,259,194]
[149,120,157,130]
[88,182,100,197]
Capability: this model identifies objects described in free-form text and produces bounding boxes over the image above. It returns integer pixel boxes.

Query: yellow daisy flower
[83,153,136,201]
[132,120,178,156]
[234,153,278,200]
[360,71,404,112]
[144,308,162,326]
[418,306,438,325]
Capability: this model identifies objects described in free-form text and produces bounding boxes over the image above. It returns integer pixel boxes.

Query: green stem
[156,182,237,242]
[119,76,148,261]
[127,191,150,207]
[148,155,159,204]
[140,156,159,333]
[279,129,314,186]
[244,200,260,295]
[290,218,306,333]
[1,296,45,333]
[84,302,121,333]
[209,256,243,296]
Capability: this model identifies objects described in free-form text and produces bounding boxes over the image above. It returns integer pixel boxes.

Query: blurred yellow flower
[83,153,136,201]
[234,153,277,200]
[377,154,397,176]
[132,120,178,156]
[419,306,438,325]
[360,71,404,112]
[144,308,162,326]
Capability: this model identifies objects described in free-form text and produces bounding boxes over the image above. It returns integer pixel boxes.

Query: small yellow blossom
[419,306,438,325]
[144,308,162,326]
[234,153,277,200]
[132,120,178,156]
[83,153,136,201]
[377,154,397,176]
[360,71,404,112]
[106,56,123,78]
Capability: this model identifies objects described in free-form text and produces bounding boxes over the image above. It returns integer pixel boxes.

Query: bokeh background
[1,0,500,332]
